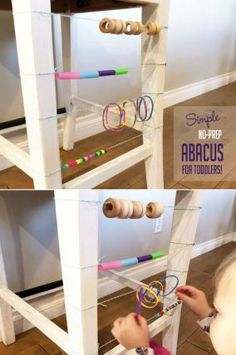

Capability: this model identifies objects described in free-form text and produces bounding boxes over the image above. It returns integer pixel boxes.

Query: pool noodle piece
[121,257,139,267]
[99,70,116,76]
[115,68,128,75]
[55,72,81,80]
[56,69,128,80]
[137,255,152,263]
[98,251,164,272]
[80,71,99,79]
[151,251,164,259]
[98,260,122,271]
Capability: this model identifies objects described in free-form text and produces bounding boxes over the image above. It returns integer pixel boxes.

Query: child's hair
[215,250,236,286]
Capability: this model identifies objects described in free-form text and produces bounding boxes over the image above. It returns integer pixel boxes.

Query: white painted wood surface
[55,190,99,355]
[0,235,15,345]
[0,196,15,345]
[11,0,61,189]
[0,135,32,177]
[0,288,73,354]
[142,0,170,189]
[118,0,160,4]
[162,191,203,355]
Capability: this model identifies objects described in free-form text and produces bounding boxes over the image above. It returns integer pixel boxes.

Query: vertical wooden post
[11,0,62,189]
[0,196,15,345]
[162,191,204,354]
[142,0,170,188]
[54,190,99,355]
[63,15,77,151]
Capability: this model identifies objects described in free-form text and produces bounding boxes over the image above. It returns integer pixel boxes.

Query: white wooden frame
[0,190,203,354]
[0,0,170,189]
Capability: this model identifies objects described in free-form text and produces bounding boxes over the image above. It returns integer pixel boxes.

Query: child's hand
[176,285,213,319]
[111,313,150,350]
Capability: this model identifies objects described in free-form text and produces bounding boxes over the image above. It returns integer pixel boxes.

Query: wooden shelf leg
[11,0,62,189]
[142,0,170,188]
[163,191,204,354]
[54,190,99,355]
[0,196,15,345]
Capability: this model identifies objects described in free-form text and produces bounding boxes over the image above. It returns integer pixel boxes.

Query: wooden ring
[130,201,145,218]
[124,21,139,35]
[118,200,131,218]
[99,18,115,33]
[111,19,125,34]
[126,200,134,218]
[146,202,164,218]
[146,22,161,35]
[134,21,145,35]
[103,198,121,218]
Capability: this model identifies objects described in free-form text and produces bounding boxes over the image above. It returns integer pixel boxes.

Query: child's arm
[111,313,154,354]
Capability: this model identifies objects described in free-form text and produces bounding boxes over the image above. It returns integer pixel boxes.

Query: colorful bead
[62,147,110,171]
[77,158,84,165]
[69,161,77,167]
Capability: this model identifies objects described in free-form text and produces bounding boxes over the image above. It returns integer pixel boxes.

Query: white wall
[0,190,235,292]
[165,0,236,90]
[0,191,61,293]
[0,11,23,122]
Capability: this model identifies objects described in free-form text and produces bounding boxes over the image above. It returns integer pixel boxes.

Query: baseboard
[164,70,236,108]
[1,232,233,341]
[1,71,235,172]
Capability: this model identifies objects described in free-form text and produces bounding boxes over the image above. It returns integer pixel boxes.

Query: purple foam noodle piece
[98,70,116,77]
[137,255,152,263]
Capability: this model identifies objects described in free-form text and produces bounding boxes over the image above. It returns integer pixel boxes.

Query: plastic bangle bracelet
[102,103,126,131]
[137,96,148,121]
[136,285,160,309]
[160,275,180,297]
[122,99,138,128]
[103,103,125,129]
[141,95,154,121]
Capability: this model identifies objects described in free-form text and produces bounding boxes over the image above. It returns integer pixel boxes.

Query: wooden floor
[0,83,235,189]
[0,242,235,355]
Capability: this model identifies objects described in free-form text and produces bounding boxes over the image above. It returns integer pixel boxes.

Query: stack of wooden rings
[103,198,164,219]
[99,18,161,36]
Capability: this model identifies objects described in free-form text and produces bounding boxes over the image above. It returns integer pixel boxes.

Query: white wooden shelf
[0,0,171,189]
[0,190,204,355]
[118,0,160,4]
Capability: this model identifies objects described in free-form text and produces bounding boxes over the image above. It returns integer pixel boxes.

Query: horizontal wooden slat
[1,0,144,12]
[0,135,32,177]
[0,288,72,354]
[118,0,159,4]
[63,143,153,188]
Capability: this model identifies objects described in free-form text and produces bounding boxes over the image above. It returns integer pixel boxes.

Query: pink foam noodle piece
[55,72,81,80]
[98,260,123,271]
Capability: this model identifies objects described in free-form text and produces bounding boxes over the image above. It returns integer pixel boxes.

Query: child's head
[210,251,236,355]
